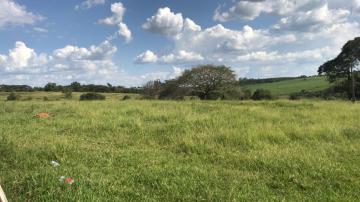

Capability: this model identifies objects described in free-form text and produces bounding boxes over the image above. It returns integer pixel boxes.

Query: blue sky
[0,0,359,86]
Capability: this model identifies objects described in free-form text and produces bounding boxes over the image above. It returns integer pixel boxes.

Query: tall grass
[0,99,360,201]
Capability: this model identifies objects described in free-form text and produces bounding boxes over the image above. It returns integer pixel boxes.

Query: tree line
[142,64,272,100]
[0,82,142,94]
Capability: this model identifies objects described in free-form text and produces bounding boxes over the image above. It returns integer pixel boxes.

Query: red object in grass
[65,177,74,185]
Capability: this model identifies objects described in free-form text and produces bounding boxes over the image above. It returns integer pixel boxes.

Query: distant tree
[319,37,360,102]
[158,79,189,100]
[251,89,273,100]
[142,80,163,99]
[177,65,237,100]
[70,82,82,92]
[44,83,58,92]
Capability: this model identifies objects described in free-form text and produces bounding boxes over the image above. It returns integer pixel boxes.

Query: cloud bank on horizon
[0,0,359,86]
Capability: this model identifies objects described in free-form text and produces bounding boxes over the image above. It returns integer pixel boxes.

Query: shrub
[80,93,105,101]
[251,89,273,100]
[7,92,20,101]
[62,89,73,99]
[122,95,131,100]
[289,93,300,100]
[43,96,49,101]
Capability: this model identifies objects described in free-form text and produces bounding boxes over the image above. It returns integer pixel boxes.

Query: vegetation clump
[251,89,273,100]
[122,95,131,100]
[7,92,20,101]
[62,88,73,99]
[80,92,105,101]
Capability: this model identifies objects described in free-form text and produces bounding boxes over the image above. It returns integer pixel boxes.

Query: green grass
[1,95,360,201]
[243,76,331,96]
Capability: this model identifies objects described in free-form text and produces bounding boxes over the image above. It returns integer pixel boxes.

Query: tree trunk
[351,67,356,103]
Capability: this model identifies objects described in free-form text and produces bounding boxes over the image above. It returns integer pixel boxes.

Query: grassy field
[1,94,360,201]
[243,76,330,96]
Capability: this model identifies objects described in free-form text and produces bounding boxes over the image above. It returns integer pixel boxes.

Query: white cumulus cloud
[142,7,185,36]
[99,2,132,43]
[0,0,44,28]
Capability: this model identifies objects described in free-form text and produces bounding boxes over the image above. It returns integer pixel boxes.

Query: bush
[62,89,73,99]
[122,95,131,100]
[7,92,20,101]
[251,89,273,100]
[80,93,105,101]
[289,93,300,100]
[43,96,49,101]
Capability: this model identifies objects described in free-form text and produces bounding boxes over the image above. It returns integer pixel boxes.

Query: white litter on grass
[0,185,8,202]
[59,176,66,182]
[50,160,60,167]
[59,176,75,185]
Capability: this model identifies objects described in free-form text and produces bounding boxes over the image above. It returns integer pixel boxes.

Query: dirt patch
[34,112,50,118]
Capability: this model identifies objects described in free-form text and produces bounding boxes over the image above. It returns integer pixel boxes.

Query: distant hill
[242,76,331,97]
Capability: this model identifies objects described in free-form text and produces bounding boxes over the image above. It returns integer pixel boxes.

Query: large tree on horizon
[177,64,237,100]
[318,37,360,102]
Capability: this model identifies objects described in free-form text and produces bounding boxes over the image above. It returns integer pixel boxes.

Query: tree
[319,37,360,102]
[142,80,163,99]
[177,65,237,100]
[44,83,58,92]
[70,82,82,92]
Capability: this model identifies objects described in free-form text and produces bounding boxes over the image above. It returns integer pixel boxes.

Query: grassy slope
[1,97,360,201]
[243,76,330,96]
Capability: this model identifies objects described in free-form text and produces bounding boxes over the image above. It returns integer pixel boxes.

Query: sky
[0,0,360,87]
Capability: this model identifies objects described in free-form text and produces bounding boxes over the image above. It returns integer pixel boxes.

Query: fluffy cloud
[273,5,350,32]
[99,2,125,25]
[214,0,360,23]
[0,42,48,72]
[135,50,158,64]
[139,4,360,78]
[135,50,204,64]
[142,7,185,36]
[0,41,119,81]
[159,51,204,64]
[0,41,185,86]
[53,41,117,61]
[0,0,44,28]
[99,2,132,42]
[75,0,105,10]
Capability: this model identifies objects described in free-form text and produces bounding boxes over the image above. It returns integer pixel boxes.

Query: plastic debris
[59,176,66,182]
[65,177,74,185]
[34,112,50,118]
[0,185,8,202]
[59,176,74,185]
[50,160,60,167]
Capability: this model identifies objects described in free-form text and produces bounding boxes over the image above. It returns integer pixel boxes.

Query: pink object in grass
[65,177,74,185]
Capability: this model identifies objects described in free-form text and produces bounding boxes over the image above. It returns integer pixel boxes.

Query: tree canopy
[177,65,237,100]
[318,37,360,101]
[319,37,360,82]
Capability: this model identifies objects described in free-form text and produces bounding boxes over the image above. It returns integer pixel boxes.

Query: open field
[1,96,360,201]
[243,77,330,96]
